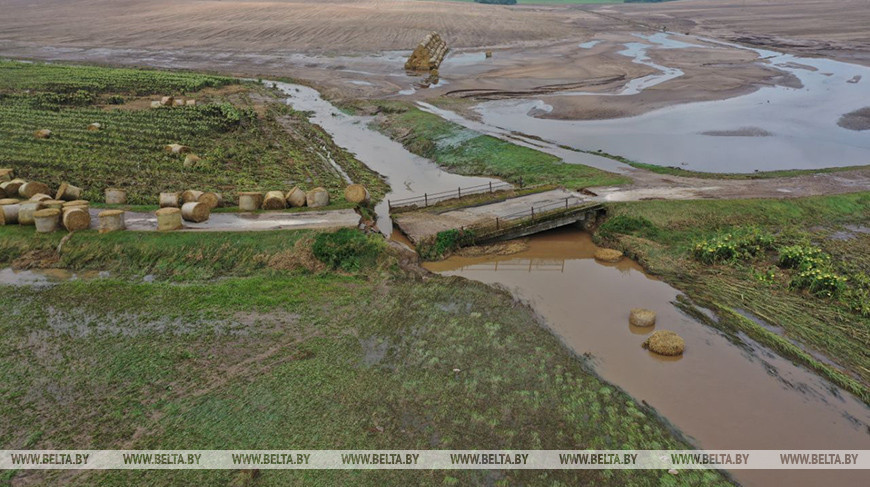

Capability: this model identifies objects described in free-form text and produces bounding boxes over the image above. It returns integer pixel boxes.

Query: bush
[312,229,381,272]
[778,244,829,271]
[790,268,847,297]
[692,228,775,264]
[598,215,660,240]
[418,229,475,261]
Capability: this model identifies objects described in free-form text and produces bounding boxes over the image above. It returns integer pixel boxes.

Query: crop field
[0,61,387,206]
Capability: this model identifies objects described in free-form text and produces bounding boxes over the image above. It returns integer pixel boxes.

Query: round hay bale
[63,200,89,209]
[629,309,657,328]
[344,184,370,204]
[183,154,201,168]
[285,187,306,207]
[98,210,125,232]
[1,179,25,196]
[198,192,222,209]
[642,330,685,356]
[33,208,61,233]
[18,201,43,225]
[165,143,191,155]
[485,50,493,58]
[29,193,52,202]
[159,192,180,208]
[0,168,12,182]
[2,204,20,225]
[181,189,203,204]
[19,181,50,199]
[262,191,287,210]
[238,192,263,211]
[156,207,183,231]
[150,100,162,109]
[34,129,52,139]
[594,248,623,263]
[305,187,330,208]
[173,99,185,107]
[87,122,102,131]
[55,182,83,201]
[42,200,65,210]
[185,99,196,106]
[105,188,127,205]
[0,186,4,199]
[0,198,20,205]
[181,201,210,223]
[62,207,91,231]
[160,96,174,106]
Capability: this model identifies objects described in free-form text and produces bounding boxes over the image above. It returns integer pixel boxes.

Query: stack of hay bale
[404,32,449,72]
[0,175,93,232]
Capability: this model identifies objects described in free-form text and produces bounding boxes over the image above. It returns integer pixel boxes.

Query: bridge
[391,186,604,249]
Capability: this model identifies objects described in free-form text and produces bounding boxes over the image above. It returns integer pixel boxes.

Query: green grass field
[0,226,731,486]
[368,102,628,189]
[596,193,870,402]
[0,61,386,206]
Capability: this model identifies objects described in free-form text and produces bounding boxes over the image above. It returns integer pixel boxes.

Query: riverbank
[594,193,870,401]
[0,226,731,487]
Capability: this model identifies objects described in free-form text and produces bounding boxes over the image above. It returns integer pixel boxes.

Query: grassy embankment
[0,60,387,207]
[596,193,870,402]
[0,226,730,487]
[366,102,629,190]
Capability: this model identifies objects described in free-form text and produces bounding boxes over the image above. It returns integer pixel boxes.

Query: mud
[426,227,870,487]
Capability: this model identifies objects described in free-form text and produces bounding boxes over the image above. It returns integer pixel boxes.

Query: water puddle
[463,33,870,172]
[270,81,500,232]
[426,228,870,487]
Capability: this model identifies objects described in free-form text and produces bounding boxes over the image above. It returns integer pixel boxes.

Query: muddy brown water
[426,228,870,487]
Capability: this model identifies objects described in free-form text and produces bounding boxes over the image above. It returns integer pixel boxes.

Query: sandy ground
[2,0,868,121]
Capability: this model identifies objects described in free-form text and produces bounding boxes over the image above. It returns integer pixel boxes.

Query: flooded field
[454,33,870,173]
[427,228,870,487]
[272,81,501,232]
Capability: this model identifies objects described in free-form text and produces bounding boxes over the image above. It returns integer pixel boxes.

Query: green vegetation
[0,225,730,486]
[417,228,477,261]
[313,228,383,272]
[0,60,387,205]
[596,193,870,401]
[369,102,628,189]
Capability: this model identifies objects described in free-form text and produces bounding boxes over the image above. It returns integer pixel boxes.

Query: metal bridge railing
[388,180,516,210]
[461,198,599,240]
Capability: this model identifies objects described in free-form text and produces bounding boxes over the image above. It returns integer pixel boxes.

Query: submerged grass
[368,102,628,189]
[0,229,730,486]
[596,193,870,401]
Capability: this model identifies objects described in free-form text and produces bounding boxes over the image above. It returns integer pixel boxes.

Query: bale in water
[62,207,91,231]
[198,192,222,209]
[87,123,102,131]
[285,187,306,208]
[1,179,24,197]
[156,207,183,231]
[165,144,191,155]
[306,187,329,208]
[159,192,180,208]
[629,308,656,327]
[485,50,493,58]
[34,129,52,139]
[594,248,623,263]
[344,184,370,204]
[29,193,52,202]
[181,189,203,204]
[262,191,287,210]
[33,208,61,233]
[1,203,20,225]
[0,168,12,182]
[642,330,685,356]
[238,192,263,211]
[98,210,125,232]
[183,154,201,168]
[19,181,50,199]
[105,188,127,204]
[181,201,210,222]
[18,201,43,225]
[55,182,83,201]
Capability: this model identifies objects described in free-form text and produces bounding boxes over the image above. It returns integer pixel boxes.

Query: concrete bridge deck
[393,189,595,244]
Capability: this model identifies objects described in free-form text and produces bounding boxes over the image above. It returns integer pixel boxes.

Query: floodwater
[426,228,870,487]
[459,33,870,172]
[270,82,501,232]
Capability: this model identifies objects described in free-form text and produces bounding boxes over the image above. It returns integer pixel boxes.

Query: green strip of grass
[370,102,629,189]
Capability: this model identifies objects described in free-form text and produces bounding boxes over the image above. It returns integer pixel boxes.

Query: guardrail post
[565,197,569,209]
[424,193,428,207]
[496,217,500,230]
[458,187,462,198]
[531,206,535,221]
[489,181,493,193]
[388,200,392,211]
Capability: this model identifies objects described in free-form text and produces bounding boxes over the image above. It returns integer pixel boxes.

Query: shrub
[418,229,475,260]
[692,228,775,264]
[790,268,847,297]
[312,229,381,272]
[598,215,660,240]
[778,244,829,271]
